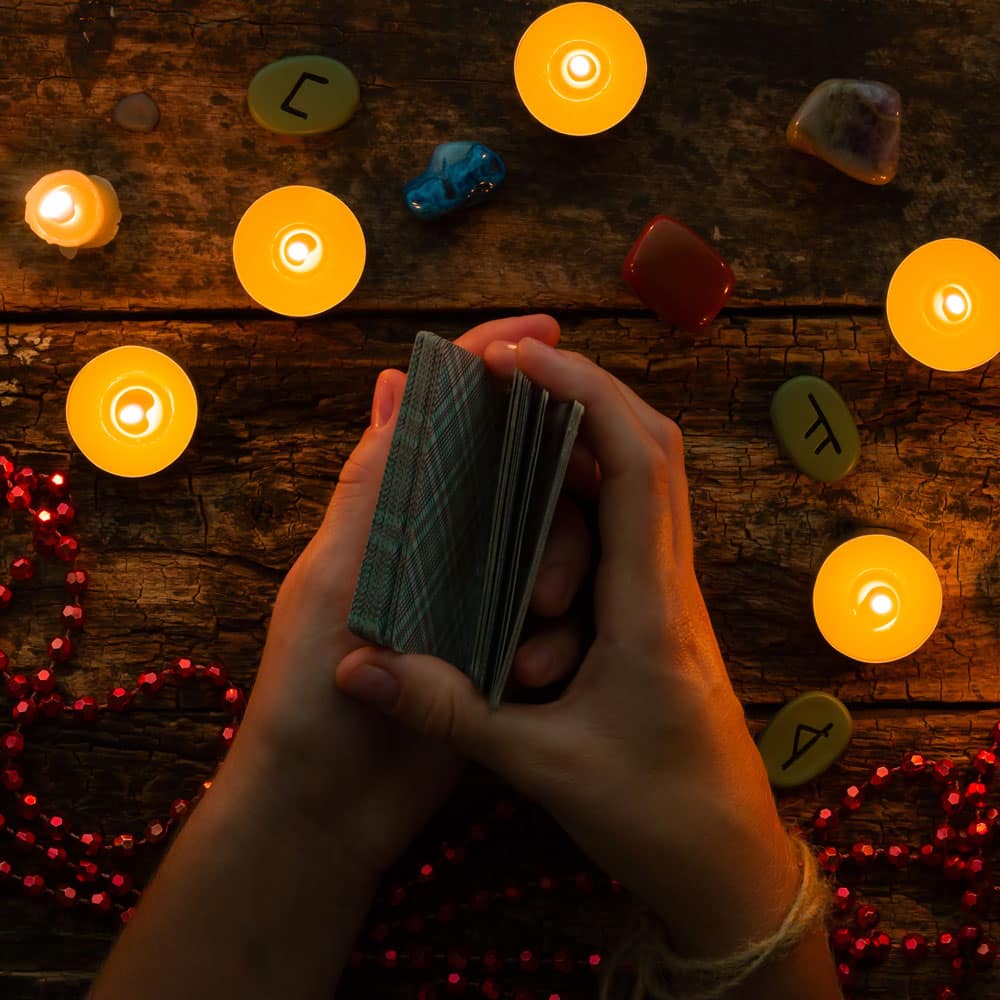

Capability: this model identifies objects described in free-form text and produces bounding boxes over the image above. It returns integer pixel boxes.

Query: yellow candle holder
[232,186,366,317]
[24,170,121,252]
[66,347,198,478]
[886,238,1000,372]
[514,2,647,137]
[813,534,942,664]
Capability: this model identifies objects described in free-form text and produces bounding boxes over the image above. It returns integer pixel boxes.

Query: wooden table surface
[2,1,1000,997]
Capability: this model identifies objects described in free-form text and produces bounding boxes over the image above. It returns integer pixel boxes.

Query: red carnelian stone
[55,884,78,907]
[622,215,734,331]
[109,872,133,896]
[38,693,64,717]
[72,696,99,722]
[2,768,23,791]
[205,662,228,687]
[113,833,136,856]
[2,731,24,757]
[145,820,167,843]
[174,657,196,679]
[137,671,164,694]
[223,686,245,714]
[12,699,37,725]
[7,674,30,698]
[902,932,928,960]
[938,931,960,958]
[832,886,855,912]
[90,890,113,912]
[78,832,103,856]
[44,472,69,497]
[22,873,45,895]
[855,903,879,929]
[32,668,56,694]
[975,939,998,968]
[870,931,891,962]
[47,815,67,839]
[54,536,79,562]
[6,486,31,510]
[45,846,68,867]
[61,605,85,629]
[49,637,73,662]
[14,468,37,490]
[65,569,89,594]
[76,860,100,882]
[108,687,133,711]
[10,558,34,582]
[19,793,39,820]
[886,843,911,868]
[0,456,13,480]
[169,799,190,821]
[53,502,75,526]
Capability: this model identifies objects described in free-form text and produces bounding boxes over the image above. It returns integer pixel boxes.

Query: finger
[564,440,601,502]
[530,496,592,618]
[457,314,560,356]
[335,646,565,798]
[509,339,673,584]
[315,368,405,574]
[511,616,585,688]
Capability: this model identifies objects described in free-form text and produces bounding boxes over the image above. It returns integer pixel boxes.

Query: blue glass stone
[404,142,506,220]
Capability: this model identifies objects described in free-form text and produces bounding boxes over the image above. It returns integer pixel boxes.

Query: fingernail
[371,373,396,429]
[339,662,400,712]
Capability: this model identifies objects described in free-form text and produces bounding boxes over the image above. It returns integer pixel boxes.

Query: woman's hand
[335,338,839,992]
[234,315,591,881]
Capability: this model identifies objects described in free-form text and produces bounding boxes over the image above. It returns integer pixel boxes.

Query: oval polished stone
[757,691,853,789]
[113,93,160,133]
[770,375,860,483]
[248,55,359,135]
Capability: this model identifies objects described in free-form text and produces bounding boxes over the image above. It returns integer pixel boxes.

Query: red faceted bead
[902,932,928,960]
[443,844,464,864]
[447,949,468,971]
[223,686,245,714]
[870,931,891,962]
[966,781,988,807]
[587,953,602,972]
[817,845,841,873]
[975,939,997,968]
[936,986,959,1000]
[205,662,228,687]
[34,509,54,529]
[622,215,734,331]
[480,980,502,1000]
[113,833,136,856]
[967,819,991,846]
[169,798,190,822]
[65,569,89,594]
[0,585,11,610]
[966,856,989,881]
[379,949,398,970]
[943,855,967,881]
[445,972,465,995]
[46,815,67,839]
[6,485,31,510]
[44,472,69,498]
[53,502,76,527]
[855,903,879,929]
[12,699,37,725]
[832,887,855,914]
[2,768,23,791]
[938,931,961,958]
[0,456,12,480]
[941,786,964,816]
[842,784,864,811]
[54,536,80,562]
[958,923,981,950]
[108,687,133,711]
[45,846,68,867]
[850,841,876,867]
[221,724,238,746]
[848,936,871,961]
[835,961,856,987]
[10,557,34,582]
[38,693,64,718]
[948,956,970,983]
[14,829,36,851]
[812,806,838,836]
[22,873,45,896]
[830,927,854,954]
[173,657,196,680]
[145,820,167,843]
[14,468,37,491]
[0,860,10,880]
[72,696,99,722]
[973,749,997,776]
[75,860,100,883]
[55,884,78,908]
[2,731,24,757]
[7,674,30,698]
[931,758,957,783]
[934,824,958,850]
[869,764,893,788]
[32,668,56,694]
[120,907,136,926]
[902,752,927,776]
[33,527,58,555]
[49,636,73,662]
[886,844,910,868]
[90,890,113,913]
[19,793,39,820]
[519,949,539,972]
[79,832,103,856]
[137,671,164,694]
[61,604,85,629]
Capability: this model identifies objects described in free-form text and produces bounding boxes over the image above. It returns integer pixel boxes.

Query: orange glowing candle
[514,3,647,137]
[24,170,121,256]
[813,534,942,664]
[66,347,198,478]
[232,185,366,317]
[886,238,1000,371]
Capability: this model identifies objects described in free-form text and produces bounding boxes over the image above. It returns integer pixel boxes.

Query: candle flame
[111,386,164,438]
[39,188,76,224]
[278,228,324,273]
[934,284,971,324]
[561,48,601,89]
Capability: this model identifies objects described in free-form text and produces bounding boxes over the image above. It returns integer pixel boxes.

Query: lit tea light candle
[514,2,647,136]
[813,534,942,664]
[232,185,366,317]
[886,238,1000,371]
[24,169,121,256]
[66,346,198,478]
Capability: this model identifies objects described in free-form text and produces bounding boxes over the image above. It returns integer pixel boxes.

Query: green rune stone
[756,691,853,789]
[770,375,860,483]
[248,55,360,136]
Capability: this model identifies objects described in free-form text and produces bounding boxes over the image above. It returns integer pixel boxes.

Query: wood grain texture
[0,0,999,313]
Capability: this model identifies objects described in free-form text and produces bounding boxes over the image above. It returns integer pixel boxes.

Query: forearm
[91,734,378,1000]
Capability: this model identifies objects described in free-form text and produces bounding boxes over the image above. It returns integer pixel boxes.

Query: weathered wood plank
[1,708,999,998]
[3,314,999,705]
[1,0,998,312]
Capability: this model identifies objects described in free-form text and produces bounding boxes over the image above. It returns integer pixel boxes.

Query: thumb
[335,646,563,792]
